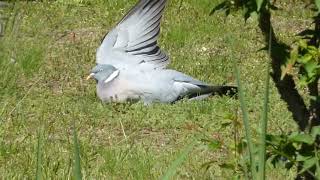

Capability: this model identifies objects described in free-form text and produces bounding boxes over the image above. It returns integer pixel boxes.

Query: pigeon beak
[86,73,95,80]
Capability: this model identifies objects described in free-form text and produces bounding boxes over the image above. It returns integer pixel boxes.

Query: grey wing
[96,0,169,69]
[169,70,209,87]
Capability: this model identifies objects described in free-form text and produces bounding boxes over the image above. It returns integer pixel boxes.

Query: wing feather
[96,0,169,69]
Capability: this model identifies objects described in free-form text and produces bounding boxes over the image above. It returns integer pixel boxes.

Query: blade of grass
[35,129,42,180]
[73,119,82,180]
[228,35,256,178]
[0,101,8,118]
[257,23,272,180]
[161,141,197,180]
[5,78,41,121]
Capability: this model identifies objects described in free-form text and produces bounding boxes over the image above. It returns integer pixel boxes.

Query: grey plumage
[96,0,168,70]
[88,0,237,104]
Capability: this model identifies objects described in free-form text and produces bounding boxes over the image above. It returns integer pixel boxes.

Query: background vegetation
[0,0,318,179]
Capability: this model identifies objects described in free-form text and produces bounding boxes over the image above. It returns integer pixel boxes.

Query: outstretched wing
[96,0,169,69]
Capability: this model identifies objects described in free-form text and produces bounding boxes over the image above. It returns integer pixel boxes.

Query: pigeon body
[87,0,236,104]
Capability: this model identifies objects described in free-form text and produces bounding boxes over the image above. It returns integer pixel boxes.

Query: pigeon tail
[175,85,237,102]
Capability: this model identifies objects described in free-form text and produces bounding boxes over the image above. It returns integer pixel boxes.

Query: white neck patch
[104,70,120,84]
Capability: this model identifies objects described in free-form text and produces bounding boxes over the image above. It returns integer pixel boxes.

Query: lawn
[0,0,313,179]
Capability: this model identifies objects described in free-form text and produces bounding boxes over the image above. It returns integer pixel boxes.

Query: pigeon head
[86,64,120,84]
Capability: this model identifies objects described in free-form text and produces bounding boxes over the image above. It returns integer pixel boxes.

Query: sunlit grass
[0,0,305,179]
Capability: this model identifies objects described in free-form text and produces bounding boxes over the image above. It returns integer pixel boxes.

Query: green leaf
[298,75,310,87]
[315,0,320,12]
[298,39,308,49]
[307,45,318,52]
[298,157,317,174]
[308,49,319,56]
[297,154,312,162]
[297,54,313,64]
[311,126,320,138]
[290,46,299,62]
[256,0,264,11]
[304,60,319,78]
[288,132,314,145]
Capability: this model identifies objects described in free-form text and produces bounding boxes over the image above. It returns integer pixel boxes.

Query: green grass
[0,0,312,179]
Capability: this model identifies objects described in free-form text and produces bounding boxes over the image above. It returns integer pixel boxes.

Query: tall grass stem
[230,36,256,178]
[73,119,82,180]
[257,23,272,180]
